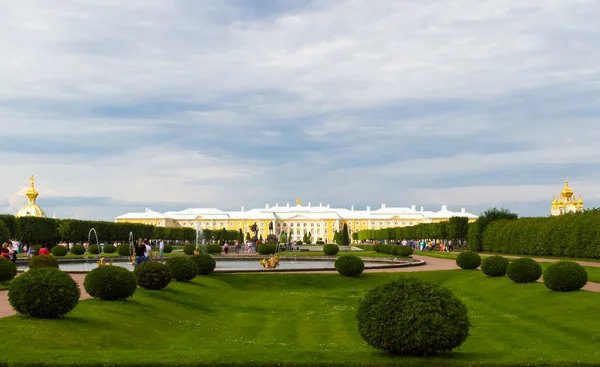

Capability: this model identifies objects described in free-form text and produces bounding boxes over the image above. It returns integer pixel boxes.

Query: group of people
[1,242,18,262]
[133,238,167,268]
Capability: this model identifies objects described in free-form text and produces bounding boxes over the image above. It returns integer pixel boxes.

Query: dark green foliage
[342,224,350,246]
[16,217,58,247]
[166,257,199,282]
[334,255,364,277]
[71,244,85,255]
[134,261,171,290]
[51,245,68,256]
[183,244,195,255]
[379,245,389,254]
[8,268,79,318]
[206,244,222,254]
[323,244,339,255]
[103,244,116,253]
[390,246,400,255]
[467,221,481,251]
[481,256,509,277]
[356,277,469,356]
[88,244,100,254]
[0,220,10,244]
[352,232,358,241]
[506,258,542,283]
[83,266,137,300]
[448,217,469,242]
[117,244,132,256]
[191,254,216,275]
[315,240,325,245]
[456,251,481,270]
[29,255,59,269]
[164,244,173,253]
[399,246,413,257]
[543,261,588,292]
[0,257,17,282]
[237,229,244,244]
[33,245,41,255]
[258,243,277,254]
[333,230,343,244]
[0,215,16,238]
[373,244,380,253]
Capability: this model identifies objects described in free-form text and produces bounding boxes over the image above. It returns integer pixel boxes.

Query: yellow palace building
[115,198,478,242]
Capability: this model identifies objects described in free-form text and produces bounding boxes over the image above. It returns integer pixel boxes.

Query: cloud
[1,0,600,220]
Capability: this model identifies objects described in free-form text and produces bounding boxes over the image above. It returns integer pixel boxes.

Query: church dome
[561,178,574,199]
[15,176,47,218]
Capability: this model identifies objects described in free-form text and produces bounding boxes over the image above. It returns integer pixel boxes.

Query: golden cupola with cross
[551,177,584,216]
[16,175,47,218]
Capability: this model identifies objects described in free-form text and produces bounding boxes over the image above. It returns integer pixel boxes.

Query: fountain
[128,232,135,265]
[88,228,100,256]
[260,233,281,269]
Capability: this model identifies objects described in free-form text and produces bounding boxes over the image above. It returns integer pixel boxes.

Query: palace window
[296,229,300,234]
[325,229,328,234]
[237,222,241,226]
[363,221,366,226]
[387,222,390,225]
[349,229,353,234]
[380,222,383,225]
[316,223,320,227]
[245,222,248,225]
[355,222,359,226]
[311,223,314,227]
[283,223,287,227]
[296,223,300,227]
[303,223,307,227]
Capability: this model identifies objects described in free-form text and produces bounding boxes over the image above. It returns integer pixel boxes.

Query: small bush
[71,244,85,255]
[323,244,339,255]
[400,246,414,257]
[183,244,195,255]
[191,254,216,275]
[117,244,132,256]
[506,258,542,283]
[8,268,79,318]
[335,255,364,277]
[356,277,469,356]
[88,244,100,254]
[29,255,59,269]
[258,243,277,254]
[51,245,68,257]
[296,241,303,246]
[543,261,588,292]
[164,244,173,253]
[481,256,509,277]
[316,240,325,245]
[373,244,381,253]
[378,245,388,254]
[166,257,199,282]
[206,244,222,254]
[134,261,171,290]
[455,251,481,270]
[83,266,137,300]
[103,244,116,254]
[0,257,17,282]
[390,246,400,255]
[33,245,42,256]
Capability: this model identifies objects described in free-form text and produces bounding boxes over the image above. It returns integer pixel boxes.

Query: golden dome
[577,194,584,206]
[551,196,559,206]
[16,175,47,218]
[561,177,574,199]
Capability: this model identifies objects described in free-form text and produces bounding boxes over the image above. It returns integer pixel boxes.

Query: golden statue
[97,258,106,266]
[260,254,280,269]
[296,197,301,206]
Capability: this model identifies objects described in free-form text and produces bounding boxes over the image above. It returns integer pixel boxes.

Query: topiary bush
[481,256,509,277]
[323,244,339,255]
[506,258,542,283]
[296,241,303,246]
[33,245,42,255]
[51,245,68,257]
[29,255,59,269]
[543,261,588,292]
[206,244,222,254]
[191,254,217,275]
[455,251,481,270]
[134,261,171,290]
[0,257,17,282]
[103,244,116,254]
[8,268,80,318]
[390,246,400,255]
[183,244,195,255]
[399,246,413,257]
[316,240,325,245]
[88,244,100,254]
[166,257,199,282]
[71,244,85,255]
[83,265,137,300]
[258,243,277,254]
[356,277,470,356]
[164,244,173,253]
[335,255,364,277]
[373,244,381,253]
[117,244,132,256]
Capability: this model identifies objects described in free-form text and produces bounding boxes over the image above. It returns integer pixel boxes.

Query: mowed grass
[1,271,600,366]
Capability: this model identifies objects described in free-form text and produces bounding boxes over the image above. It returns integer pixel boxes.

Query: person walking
[159,240,165,257]
[134,241,146,269]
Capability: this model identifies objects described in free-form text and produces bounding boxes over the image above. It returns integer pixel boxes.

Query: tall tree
[245,232,251,242]
[305,231,312,244]
[280,231,287,244]
[342,223,350,246]
[237,229,244,244]
[472,207,519,251]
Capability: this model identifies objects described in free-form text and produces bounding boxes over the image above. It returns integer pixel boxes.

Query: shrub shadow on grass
[142,289,217,312]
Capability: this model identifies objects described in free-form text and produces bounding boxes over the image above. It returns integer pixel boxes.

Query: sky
[1,0,600,221]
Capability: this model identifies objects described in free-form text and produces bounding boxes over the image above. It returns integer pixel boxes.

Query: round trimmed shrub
[323,244,339,255]
[8,268,80,318]
[390,246,400,255]
[0,257,17,282]
[183,244,195,255]
[543,261,588,292]
[481,256,509,277]
[88,244,100,254]
[134,261,171,290]
[399,246,414,257]
[51,245,68,257]
[206,244,222,254]
[166,257,199,282]
[164,244,173,253]
[71,244,85,255]
[191,254,216,275]
[117,244,132,256]
[33,245,42,255]
[335,255,364,277]
[456,251,481,270]
[83,265,137,300]
[296,240,303,246]
[29,255,59,269]
[103,244,116,254]
[506,258,542,283]
[356,277,469,356]
[316,240,325,245]
[258,243,277,254]
[373,244,381,253]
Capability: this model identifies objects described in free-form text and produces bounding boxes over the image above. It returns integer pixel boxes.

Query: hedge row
[356,217,468,242]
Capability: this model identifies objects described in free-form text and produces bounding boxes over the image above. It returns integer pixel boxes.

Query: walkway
[0,255,598,318]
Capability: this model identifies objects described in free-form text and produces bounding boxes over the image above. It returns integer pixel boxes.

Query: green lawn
[1,271,599,366]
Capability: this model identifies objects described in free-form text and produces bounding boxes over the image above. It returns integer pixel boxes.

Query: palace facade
[115,198,478,242]
[551,178,584,216]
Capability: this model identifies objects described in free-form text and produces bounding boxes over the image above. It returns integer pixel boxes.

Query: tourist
[8,243,16,262]
[144,241,151,258]
[27,245,34,258]
[39,245,49,255]
[134,241,147,269]
[234,241,240,254]
[1,243,9,259]
[159,240,165,256]
[223,241,229,254]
